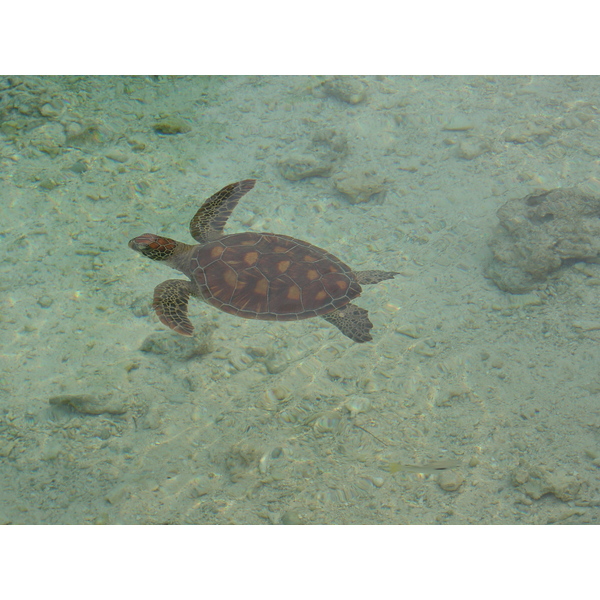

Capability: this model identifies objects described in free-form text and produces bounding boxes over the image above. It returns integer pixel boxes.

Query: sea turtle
[129,180,398,342]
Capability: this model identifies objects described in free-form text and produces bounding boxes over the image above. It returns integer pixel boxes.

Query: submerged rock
[334,169,387,204]
[140,325,214,360]
[486,187,600,293]
[278,154,333,181]
[512,461,583,502]
[49,394,128,415]
[321,77,367,105]
[153,116,191,135]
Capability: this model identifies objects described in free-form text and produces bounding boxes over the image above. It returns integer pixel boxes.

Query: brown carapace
[129,180,398,342]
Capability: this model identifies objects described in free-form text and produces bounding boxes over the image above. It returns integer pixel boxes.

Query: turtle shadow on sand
[129,180,398,343]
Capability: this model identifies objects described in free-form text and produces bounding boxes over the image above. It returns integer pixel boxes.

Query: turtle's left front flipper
[190,179,256,243]
[153,279,195,336]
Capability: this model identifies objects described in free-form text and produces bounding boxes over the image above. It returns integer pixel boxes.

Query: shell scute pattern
[190,232,360,321]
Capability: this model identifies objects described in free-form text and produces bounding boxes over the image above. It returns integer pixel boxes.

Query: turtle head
[128,234,180,261]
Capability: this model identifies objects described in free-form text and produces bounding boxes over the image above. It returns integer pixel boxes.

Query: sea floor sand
[1,75,599,524]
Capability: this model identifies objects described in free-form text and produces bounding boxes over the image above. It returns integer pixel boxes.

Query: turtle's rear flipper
[153,279,194,336]
[322,303,373,343]
[355,270,400,285]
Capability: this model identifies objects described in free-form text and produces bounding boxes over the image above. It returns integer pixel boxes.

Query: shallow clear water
[1,75,599,524]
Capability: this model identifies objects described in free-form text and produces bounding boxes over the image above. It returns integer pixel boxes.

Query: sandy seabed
[1,75,599,524]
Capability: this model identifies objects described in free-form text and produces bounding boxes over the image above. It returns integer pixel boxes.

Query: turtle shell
[190,232,362,321]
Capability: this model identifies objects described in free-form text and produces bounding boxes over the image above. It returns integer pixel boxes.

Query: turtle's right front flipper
[153,279,195,336]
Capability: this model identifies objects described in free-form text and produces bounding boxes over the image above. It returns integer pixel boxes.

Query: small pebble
[322,77,367,104]
[105,484,129,505]
[0,441,15,458]
[40,441,61,461]
[38,178,59,190]
[281,510,303,525]
[39,102,62,118]
[311,412,341,434]
[584,448,600,460]
[413,340,437,357]
[69,160,88,174]
[395,323,419,338]
[278,154,332,181]
[37,295,53,308]
[572,320,600,331]
[442,115,475,131]
[105,149,129,163]
[345,396,371,417]
[437,470,464,492]
[153,117,191,135]
[455,139,489,160]
[49,394,127,415]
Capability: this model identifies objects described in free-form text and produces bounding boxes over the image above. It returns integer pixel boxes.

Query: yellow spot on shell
[210,245,224,259]
[243,251,259,266]
[255,278,269,295]
[287,284,301,301]
[277,260,291,273]
[223,269,237,287]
